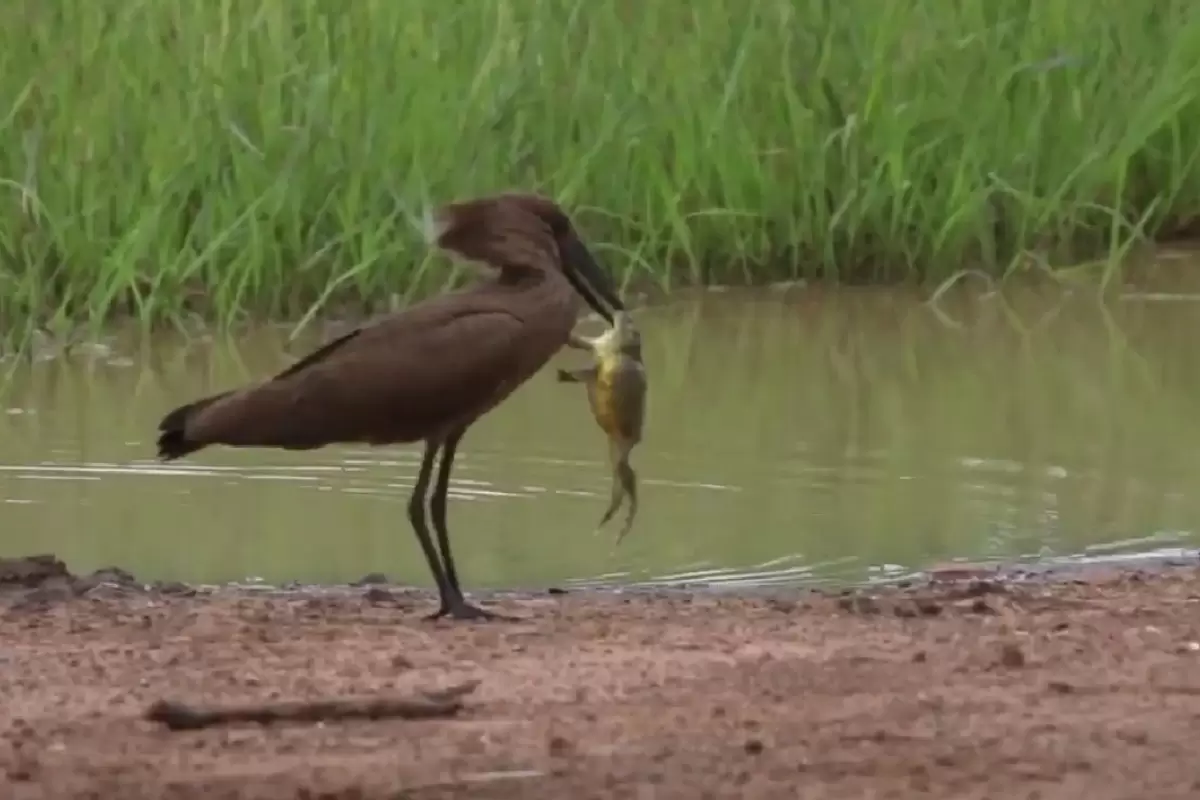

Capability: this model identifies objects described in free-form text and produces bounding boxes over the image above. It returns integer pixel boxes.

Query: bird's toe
[424,601,517,623]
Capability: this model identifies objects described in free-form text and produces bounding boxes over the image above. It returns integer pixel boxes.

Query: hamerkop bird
[155,193,625,621]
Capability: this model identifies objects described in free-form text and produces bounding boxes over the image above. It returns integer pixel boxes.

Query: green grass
[2,0,1200,343]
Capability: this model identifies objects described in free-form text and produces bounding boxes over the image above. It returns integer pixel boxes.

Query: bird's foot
[424,600,517,622]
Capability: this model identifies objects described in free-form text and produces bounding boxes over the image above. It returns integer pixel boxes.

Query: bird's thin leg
[407,440,454,611]
[432,430,466,596]
[427,428,515,622]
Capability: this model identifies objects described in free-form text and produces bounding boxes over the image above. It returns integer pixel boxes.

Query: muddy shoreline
[5,547,1200,607]
[4,553,1200,798]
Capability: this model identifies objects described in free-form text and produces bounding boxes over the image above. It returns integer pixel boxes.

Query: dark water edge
[6,241,1200,362]
[4,550,1199,615]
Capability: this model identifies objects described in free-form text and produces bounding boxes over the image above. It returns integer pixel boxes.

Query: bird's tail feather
[156,391,231,461]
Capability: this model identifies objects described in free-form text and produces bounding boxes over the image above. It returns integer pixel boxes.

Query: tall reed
[1,0,1199,339]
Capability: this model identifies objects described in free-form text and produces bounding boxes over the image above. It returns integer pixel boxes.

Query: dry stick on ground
[144,680,481,732]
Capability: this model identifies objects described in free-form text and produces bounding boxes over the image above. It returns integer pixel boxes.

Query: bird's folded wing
[184,310,527,448]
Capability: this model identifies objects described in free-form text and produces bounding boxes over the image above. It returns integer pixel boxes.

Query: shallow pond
[2,283,1199,590]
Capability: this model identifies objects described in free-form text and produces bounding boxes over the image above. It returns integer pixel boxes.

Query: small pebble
[363,587,395,604]
[999,642,1025,668]
[969,598,996,615]
[916,599,942,616]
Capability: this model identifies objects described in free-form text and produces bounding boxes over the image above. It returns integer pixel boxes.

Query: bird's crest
[419,203,451,248]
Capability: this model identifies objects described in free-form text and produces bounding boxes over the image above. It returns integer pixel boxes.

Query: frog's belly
[587,377,632,442]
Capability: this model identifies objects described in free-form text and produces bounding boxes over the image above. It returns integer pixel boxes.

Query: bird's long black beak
[560,235,624,324]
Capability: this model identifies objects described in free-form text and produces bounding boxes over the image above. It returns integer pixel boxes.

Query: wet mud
[3,554,1200,799]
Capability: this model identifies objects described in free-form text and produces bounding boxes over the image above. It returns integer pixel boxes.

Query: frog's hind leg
[597,440,632,531]
[613,458,638,544]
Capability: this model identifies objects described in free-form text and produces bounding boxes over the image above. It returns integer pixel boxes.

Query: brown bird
[155,192,625,621]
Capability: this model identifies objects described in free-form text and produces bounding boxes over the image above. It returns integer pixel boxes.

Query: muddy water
[1,286,1199,590]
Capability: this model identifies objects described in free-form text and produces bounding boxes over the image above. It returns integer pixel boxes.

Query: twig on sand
[144,679,480,731]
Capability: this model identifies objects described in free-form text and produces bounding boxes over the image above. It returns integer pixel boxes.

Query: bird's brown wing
[182,308,529,449]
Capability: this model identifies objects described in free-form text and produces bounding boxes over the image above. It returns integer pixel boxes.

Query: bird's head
[426,192,625,324]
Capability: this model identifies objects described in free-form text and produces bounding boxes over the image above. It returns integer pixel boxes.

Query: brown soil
[3,555,1200,799]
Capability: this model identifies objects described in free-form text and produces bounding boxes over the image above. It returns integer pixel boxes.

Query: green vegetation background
[1,0,1198,337]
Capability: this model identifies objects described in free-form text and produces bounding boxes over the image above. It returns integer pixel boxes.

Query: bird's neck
[485,265,577,321]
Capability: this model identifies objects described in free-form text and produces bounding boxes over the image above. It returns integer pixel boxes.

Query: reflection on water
[2,281,1200,589]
